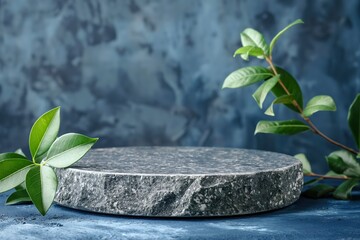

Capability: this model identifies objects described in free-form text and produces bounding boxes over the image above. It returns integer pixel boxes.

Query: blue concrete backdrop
[0,0,359,171]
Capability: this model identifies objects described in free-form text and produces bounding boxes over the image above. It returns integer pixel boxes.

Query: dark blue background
[0,0,359,172]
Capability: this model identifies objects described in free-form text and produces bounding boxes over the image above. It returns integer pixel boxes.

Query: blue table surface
[0,191,359,240]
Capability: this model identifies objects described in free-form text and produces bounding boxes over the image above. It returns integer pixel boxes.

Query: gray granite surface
[55,147,303,217]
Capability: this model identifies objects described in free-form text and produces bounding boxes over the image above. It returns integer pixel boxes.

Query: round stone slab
[55,147,303,217]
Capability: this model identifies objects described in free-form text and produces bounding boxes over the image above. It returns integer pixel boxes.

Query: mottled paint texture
[0,0,360,172]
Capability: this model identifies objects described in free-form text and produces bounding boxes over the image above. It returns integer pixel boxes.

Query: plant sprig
[0,107,98,215]
[223,19,360,200]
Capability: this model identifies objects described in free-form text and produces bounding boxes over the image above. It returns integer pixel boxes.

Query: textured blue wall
[0,0,359,171]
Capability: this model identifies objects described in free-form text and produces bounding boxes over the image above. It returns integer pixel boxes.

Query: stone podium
[55,147,302,217]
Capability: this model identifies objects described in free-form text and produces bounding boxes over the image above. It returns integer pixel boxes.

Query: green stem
[265,56,359,155]
[32,157,43,166]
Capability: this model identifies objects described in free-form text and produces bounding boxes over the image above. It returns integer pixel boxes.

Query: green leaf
[242,47,263,61]
[222,66,273,89]
[0,159,34,193]
[0,152,27,161]
[252,75,280,109]
[15,149,26,157]
[348,94,360,149]
[326,150,360,177]
[240,28,269,56]
[233,46,265,60]
[269,19,304,56]
[333,179,359,200]
[29,107,61,162]
[303,95,336,117]
[255,120,310,135]
[35,151,48,164]
[26,165,58,216]
[303,184,335,198]
[46,133,98,168]
[294,153,312,174]
[6,189,31,205]
[15,182,27,191]
[264,95,294,116]
[271,67,303,113]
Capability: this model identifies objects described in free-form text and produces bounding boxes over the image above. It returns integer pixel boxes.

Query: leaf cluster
[223,19,336,134]
[297,151,360,199]
[223,19,360,200]
[0,107,98,215]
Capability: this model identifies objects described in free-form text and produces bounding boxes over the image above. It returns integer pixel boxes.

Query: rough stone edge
[54,162,303,217]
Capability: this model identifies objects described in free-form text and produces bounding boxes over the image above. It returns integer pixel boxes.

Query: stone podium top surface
[72,147,299,174]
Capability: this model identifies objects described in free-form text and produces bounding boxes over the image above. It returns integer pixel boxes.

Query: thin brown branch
[304,118,358,155]
[265,57,303,113]
[264,56,359,155]
[305,173,350,180]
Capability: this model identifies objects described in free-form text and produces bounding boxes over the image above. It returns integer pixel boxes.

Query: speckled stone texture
[55,147,303,217]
